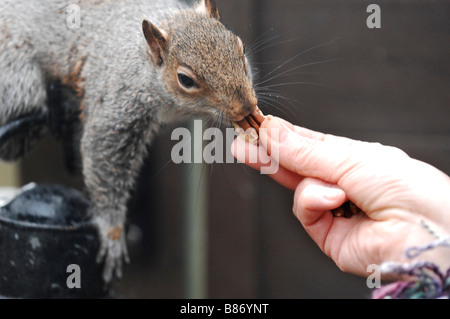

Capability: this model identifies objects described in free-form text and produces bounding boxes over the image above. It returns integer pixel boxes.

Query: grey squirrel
[0,0,257,283]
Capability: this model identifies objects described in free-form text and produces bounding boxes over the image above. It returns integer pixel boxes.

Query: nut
[233,106,266,144]
[331,201,361,218]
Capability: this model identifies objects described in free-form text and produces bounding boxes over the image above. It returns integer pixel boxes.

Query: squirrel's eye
[177,73,198,89]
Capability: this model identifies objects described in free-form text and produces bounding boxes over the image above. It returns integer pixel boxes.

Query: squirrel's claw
[101,238,123,283]
[94,217,129,284]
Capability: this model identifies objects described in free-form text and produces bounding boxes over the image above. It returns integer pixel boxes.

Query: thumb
[259,116,358,185]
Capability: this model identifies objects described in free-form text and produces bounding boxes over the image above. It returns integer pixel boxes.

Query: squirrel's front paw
[94,219,130,284]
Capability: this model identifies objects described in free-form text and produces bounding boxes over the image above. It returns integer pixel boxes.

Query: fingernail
[279,121,297,143]
[322,187,344,201]
[279,121,295,132]
[268,117,290,143]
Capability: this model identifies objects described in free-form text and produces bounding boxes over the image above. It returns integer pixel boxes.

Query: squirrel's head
[142,0,257,123]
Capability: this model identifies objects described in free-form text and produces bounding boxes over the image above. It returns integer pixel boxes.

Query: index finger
[259,116,359,185]
[267,116,358,146]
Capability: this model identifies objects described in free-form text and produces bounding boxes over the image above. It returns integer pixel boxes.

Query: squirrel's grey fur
[0,0,257,283]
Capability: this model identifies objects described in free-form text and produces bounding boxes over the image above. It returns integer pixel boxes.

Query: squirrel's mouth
[231,106,266,145]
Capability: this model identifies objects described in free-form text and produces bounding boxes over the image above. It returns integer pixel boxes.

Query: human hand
[231,116,450,277]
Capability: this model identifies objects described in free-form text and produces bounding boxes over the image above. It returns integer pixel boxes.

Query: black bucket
[0,183,106,298]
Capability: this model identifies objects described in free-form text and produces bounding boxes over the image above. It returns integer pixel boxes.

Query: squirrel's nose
[231,103,256,121]
[231,97,257,117]
[242,102,256,115]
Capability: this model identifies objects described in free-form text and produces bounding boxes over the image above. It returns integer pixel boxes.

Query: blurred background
[0,0,449,298]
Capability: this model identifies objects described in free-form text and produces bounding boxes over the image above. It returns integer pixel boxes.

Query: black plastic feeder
[0,183,105,298]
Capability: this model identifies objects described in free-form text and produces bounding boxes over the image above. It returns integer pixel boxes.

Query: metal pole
[184,119,208,298]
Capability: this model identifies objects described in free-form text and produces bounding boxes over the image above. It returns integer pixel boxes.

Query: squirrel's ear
[196,0,220,20]
[142,19,168,66]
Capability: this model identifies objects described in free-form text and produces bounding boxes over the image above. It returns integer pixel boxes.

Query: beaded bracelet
[372,227,450,299]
